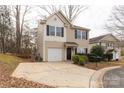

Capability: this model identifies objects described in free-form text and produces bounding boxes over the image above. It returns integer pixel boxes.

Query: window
[47,25,64,37]
[49,26,55,36]
[106,43,108,48]
[75,30,87,40]
[77,48,81,53]
[77,48,86,54]
[110,43,113,47]
[77,30,82,39]
[81,48,84,53]
[56,27,62,37]
[82,31,86,39]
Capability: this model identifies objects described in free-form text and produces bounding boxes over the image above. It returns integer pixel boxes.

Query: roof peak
[40,10,90,30]
[89,34,114,43]
[91,33,112,39]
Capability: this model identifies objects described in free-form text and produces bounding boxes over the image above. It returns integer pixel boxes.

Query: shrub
[105,53,113,61]
[35,53,43,62]
[72,55,88,66]
[87,54,97,62]
[82,55,88,63]
[18,48,31,58]
[79,56,85,66]
[91,45,105,57]
[72,55,79,64]
[102,54,107,61]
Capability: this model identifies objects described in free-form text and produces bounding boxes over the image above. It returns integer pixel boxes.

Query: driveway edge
[89,66,121,88]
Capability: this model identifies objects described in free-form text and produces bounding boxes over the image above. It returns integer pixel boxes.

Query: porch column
[71,47,75,57]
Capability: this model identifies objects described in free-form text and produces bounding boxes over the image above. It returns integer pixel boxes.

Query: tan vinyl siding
[101,35,118,42]
[37,24,44,58]
[37,12,90,61]
[66,28,89,48]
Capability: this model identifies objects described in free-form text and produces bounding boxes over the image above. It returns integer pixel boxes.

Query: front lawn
[0,53,53,88]
[84,57,124,70]
[0,54,23,64]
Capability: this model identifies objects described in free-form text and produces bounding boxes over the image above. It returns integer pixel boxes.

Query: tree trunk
[15,5,21,54]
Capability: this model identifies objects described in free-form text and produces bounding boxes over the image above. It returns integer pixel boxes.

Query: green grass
[121,50,124,56]
[0,54,23,64]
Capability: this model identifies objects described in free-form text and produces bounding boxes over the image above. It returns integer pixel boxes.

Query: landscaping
[0,54,53,88]
[86,45,124,70]
[72,45,124,70]
[84,60,124,70]
[72,55,88,66]
[72,54,124,70]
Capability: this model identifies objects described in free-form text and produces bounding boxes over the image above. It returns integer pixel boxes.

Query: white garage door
[48,48,63,61]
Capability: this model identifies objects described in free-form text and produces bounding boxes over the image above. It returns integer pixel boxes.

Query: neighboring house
[37,11,90,61]
[89,34,121,60]
[119,40,124,56]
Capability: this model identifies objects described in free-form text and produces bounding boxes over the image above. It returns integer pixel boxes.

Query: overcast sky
[29,5,114,38]
[74,5,114,38]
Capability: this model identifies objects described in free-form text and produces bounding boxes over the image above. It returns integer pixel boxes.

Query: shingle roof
[64,42,78,47]
[90,34,120,44]
[89,34,111,44]
[65,42,78,45]
[72,25,90,31]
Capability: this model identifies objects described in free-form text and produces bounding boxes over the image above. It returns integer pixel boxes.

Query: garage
[48,48,63,61]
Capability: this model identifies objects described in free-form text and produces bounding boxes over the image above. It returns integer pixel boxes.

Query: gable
[46,14,64,27]
[101,35,119,42]
[57,12,71,25]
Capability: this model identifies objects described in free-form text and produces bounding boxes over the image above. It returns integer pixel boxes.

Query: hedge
[72,55,88,66]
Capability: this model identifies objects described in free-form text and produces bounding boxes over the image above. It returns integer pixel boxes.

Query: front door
[67,48,71,60]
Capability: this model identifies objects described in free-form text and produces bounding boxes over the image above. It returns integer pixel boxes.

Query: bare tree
[62,5,88,22]
[39,5,61,15]
[106,6,124,39]
[0,5,12,53]
[38,5,88,23]
[12,5,31,53]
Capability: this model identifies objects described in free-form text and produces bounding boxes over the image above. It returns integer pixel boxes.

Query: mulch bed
[84,61,123,70]
[0,62,54,88]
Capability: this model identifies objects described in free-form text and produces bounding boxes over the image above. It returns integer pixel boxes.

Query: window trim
[75,29,87,40]
[76,47,87,54]
[49,25,55,36]
[56,27,63,37]
[77,30,82,39]
[82,31,87,39]
[47,25,64,37]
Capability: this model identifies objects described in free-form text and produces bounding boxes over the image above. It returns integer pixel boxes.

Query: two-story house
[89,34,121,60]
[37,11,90,61]
[120,41,124,57]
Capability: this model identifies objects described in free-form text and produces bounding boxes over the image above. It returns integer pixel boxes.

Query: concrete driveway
[12,62,95,88]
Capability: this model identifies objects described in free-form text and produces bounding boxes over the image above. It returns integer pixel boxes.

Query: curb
[89,66,121,88]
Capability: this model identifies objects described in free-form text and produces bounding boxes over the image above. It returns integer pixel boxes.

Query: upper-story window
[56,27,63,37]
[75,30,87,40]
[47,25,64,37]
[82,31,87,39]
[49,26,55,36]
[107,43,112,47]
[77,30,82,39]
